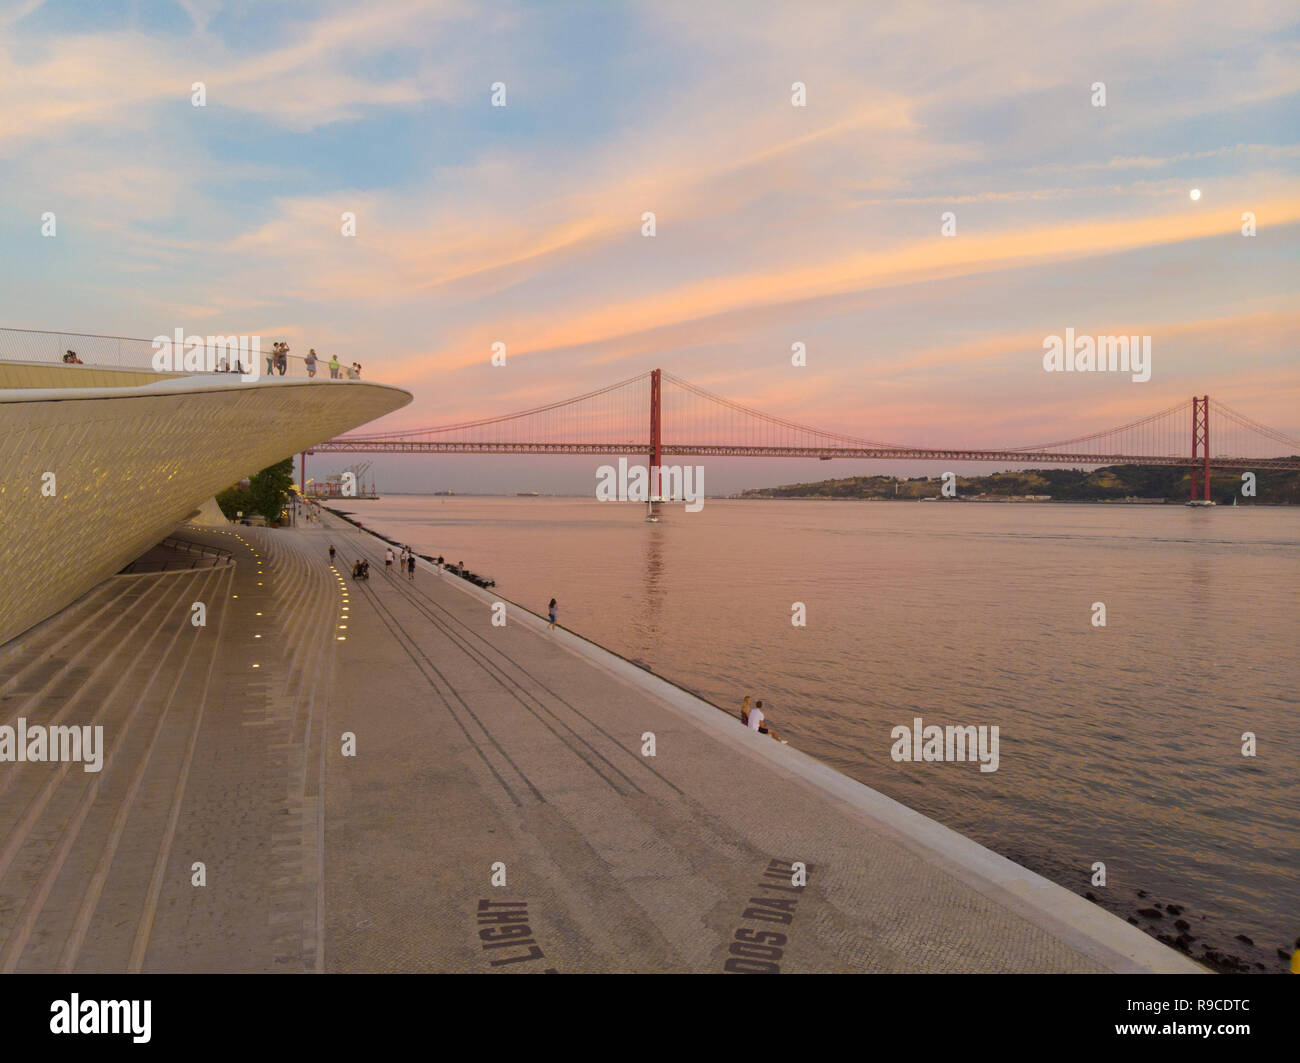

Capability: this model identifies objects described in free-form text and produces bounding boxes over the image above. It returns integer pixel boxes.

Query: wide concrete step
[0,522,337,973]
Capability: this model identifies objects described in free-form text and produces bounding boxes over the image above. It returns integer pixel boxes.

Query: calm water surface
[347,496,1298,969]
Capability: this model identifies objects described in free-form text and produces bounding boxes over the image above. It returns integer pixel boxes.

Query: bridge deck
[0,515,1203,972]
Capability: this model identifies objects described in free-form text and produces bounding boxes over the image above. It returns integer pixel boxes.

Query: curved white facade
[0,365,410,644]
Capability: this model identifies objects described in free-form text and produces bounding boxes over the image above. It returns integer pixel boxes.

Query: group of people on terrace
[57,341,367,379]
[192,342,363,380]
[265,344,363,380]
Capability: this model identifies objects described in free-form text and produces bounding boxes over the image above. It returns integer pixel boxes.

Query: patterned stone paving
[0,516,1204,973]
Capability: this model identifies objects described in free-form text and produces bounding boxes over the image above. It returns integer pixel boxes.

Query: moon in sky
[1190,188,1201,200]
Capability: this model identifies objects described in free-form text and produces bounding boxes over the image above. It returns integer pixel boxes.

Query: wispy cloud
[1,0,1297,467]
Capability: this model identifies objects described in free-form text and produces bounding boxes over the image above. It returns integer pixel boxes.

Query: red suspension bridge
[311,369,1300,501]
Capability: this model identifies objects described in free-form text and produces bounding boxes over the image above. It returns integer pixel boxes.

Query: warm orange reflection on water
[356,495,1299,969]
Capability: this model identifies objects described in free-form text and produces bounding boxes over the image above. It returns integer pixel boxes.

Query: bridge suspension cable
[312,367,1300,470]
[1213,399,1300,451]
[335,370,652,443]
[1007,398,1191,453]
[661,371,912,450]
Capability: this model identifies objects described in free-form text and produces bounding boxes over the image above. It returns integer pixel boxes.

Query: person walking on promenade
[329,544,336,563]
[305,349,318,377]
[407,553,416,581]
[547,598,558,630]
[385,547,394,571]
[740,695,752,726]
[328,354,340,379]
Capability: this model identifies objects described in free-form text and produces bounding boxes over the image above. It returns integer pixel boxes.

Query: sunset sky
[1,0,1297,492]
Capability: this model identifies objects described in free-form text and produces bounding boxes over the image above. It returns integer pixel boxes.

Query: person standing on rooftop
[328,354,340,379]
[305,349,318,378]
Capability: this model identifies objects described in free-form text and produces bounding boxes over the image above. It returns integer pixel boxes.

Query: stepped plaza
[0,508,1205,973]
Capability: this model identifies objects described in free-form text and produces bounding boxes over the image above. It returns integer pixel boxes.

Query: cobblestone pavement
[0,517,1203,973]
[319,520,1201,974]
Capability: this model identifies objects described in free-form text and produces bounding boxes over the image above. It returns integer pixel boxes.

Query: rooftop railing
[0,326,365,379]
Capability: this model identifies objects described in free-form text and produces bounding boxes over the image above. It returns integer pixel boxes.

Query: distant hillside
[741,464,1300,505]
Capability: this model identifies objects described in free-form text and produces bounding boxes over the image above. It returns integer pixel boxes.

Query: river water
[343,495,1298,971]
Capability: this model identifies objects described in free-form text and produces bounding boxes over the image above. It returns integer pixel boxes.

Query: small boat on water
[1185,499,1215,507]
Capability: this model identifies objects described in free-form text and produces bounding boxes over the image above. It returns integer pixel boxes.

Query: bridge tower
[1190,395,1210,502]
[649,368,662,505]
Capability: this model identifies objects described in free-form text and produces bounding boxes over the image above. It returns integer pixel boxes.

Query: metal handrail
[118,535,236,574]
[0,325,366,379]
[160,536,234,561]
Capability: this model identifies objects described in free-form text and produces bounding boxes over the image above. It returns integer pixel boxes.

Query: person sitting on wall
[63,349,83,364]
[747,700,786,743]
